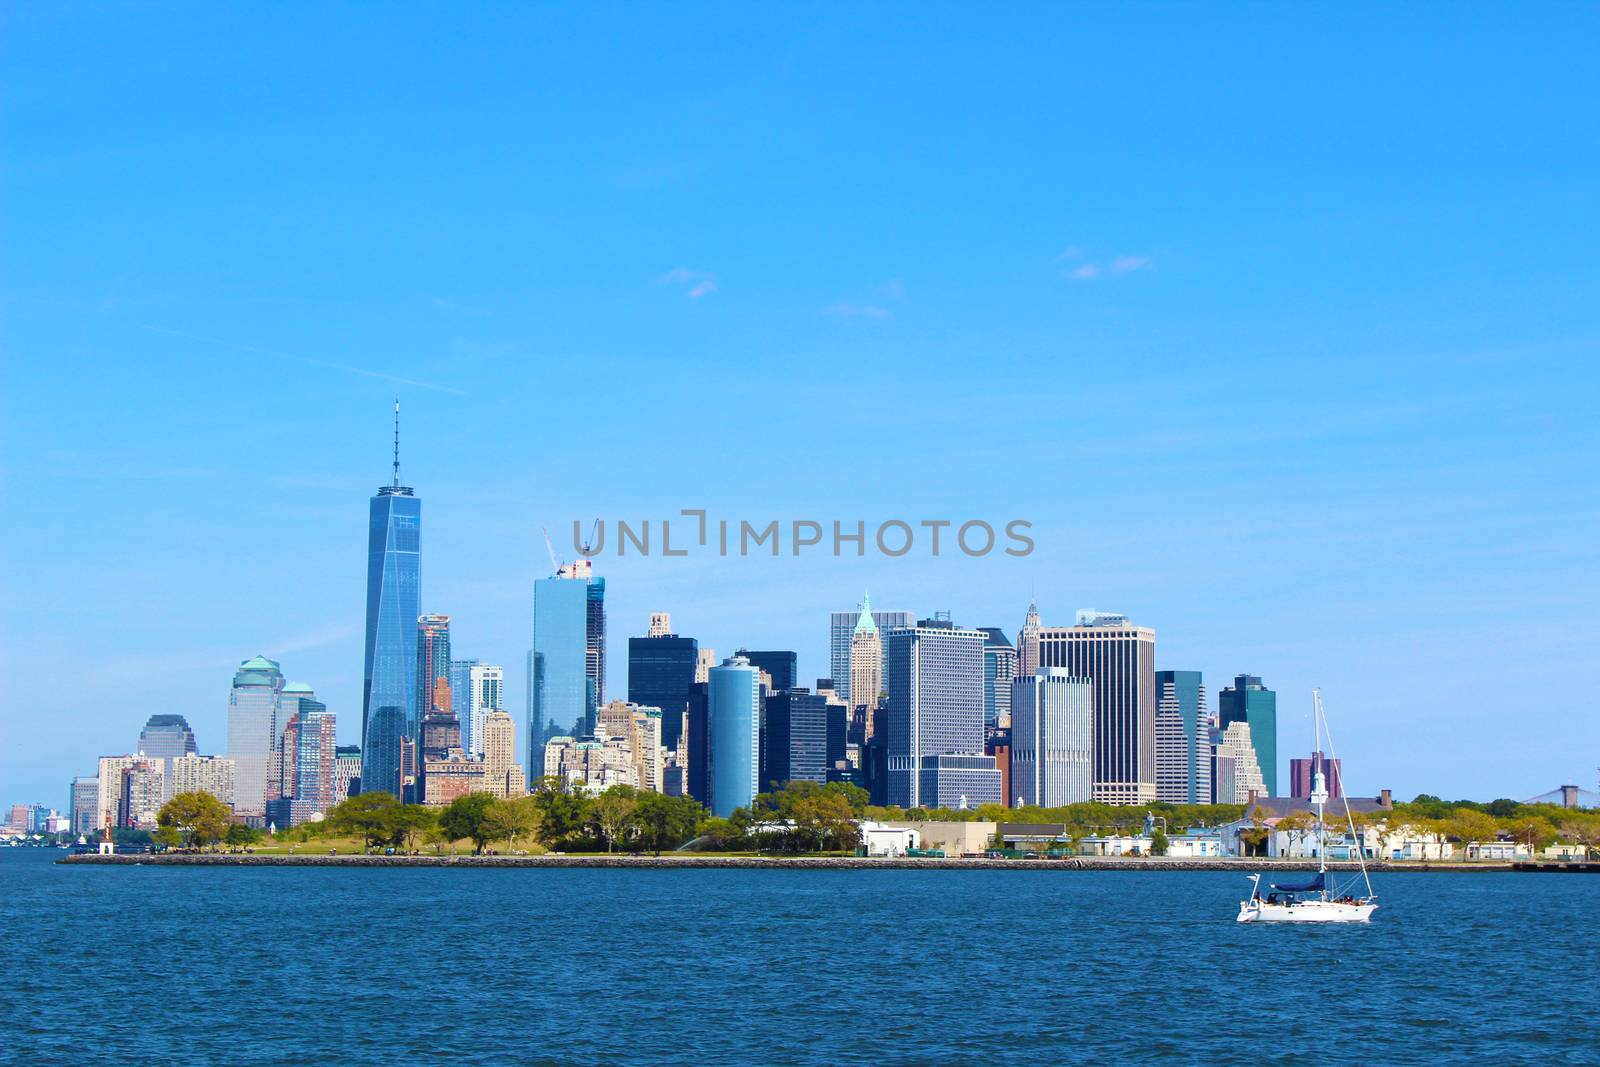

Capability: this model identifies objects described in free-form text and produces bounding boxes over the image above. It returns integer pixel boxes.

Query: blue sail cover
[1270,873,1325,893]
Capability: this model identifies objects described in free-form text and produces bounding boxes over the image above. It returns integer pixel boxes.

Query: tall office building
[1289,752,1343,800]
[707,656,761,818]
[417,615,453,719]
[293,695,337,816]
[530,559,604,784]
[1154,670,1210,805]
[450,657,480,755]
[465,663,503,761]
[138,714,198,802]
[686,681,711,803]
[1035,611,1156,805]
[1219,675,1278,797]
[170,754,236,808]
[1010,669,1093,807]
[96,755,144,831]
[70,776,99,836]
[1017,599,1042,677]
[979,628,1018,730]
[694,648,717,684]
[830,599,914,707]
[763,689,830,790]
[333,746,362,803]
[227,654,284,820]
[272,682,315,805]
[849,598,883,727]
[648,612,672,637]
[362,402,421,802]
[586,574,607,707]
[628,629,699,752]
[884,619,1000,809]
[118,760,165,830]
[481,709,522,798]
[739,650,797,695]
[1213,720,1267,803]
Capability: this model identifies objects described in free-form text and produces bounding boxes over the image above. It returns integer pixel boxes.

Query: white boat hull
[1237,899,1376,924]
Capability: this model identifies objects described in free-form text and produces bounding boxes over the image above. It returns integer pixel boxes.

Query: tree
[530,777,589,848]
[1149,828,1169,856]
[632,792,702,852]
[226,823,263,847]
[395,804,438,851]
[1444,809,1500,852]
[591,786,640,852]
[1274,811,1316,856]
[439,792,498,853]
[823,781,870,816]
[484,795,542,853]
[792,790,858,852]
[157,791,233,850]
[324,791,406,851]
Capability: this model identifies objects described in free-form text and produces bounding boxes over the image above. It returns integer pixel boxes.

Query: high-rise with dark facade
[628,629,698,752]
[1036,611,1157,805]
[739,650,798,695]
[1219,674,1278,797]
[1289,751,1342,800]
[762,688,829,790]
[139,714,198,802]
[362,403,421,802]
[979,628,1018,730]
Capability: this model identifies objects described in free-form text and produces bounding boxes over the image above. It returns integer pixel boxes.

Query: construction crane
[541,527,560,576]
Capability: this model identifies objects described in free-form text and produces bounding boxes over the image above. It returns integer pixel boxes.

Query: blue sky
[3,5,1597,806]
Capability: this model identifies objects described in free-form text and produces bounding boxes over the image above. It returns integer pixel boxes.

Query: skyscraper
[830,601,913,707]
[648,612,672,637]
[530,559,604,784]
[586,575,607,708]
[884,619,1000,809]
[70,776,98,836]
[1017,599,1042,677]
[138,714,197,802]
[1289,752,1343,800]
[333,746,362,803]
[227,654,284,821]
[762,689,829,790]
[707,656,760,818]
[450,657,480,756]
[1036,611,1157,805]
[1213,719,1267,803]
[465,663,503,761]
[1219,675,1278,797]
[481,709,522,798]
[739,649,798,694]
[849,596,883,726]
[417,615,453,720]
[1154,670,1210,805]
[979,628,1018,730]
[293,695,336,818]
[1010,668,1093,807]
[170,754,236,808]
[628,629,698,752]
[362,402,421,802]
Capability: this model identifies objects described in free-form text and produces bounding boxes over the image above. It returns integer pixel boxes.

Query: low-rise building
[874,820,997,856]
[1078,834,1153,856]
[1166,829,1224,857]
[1465,840,1529,861]
[859,821,919,857]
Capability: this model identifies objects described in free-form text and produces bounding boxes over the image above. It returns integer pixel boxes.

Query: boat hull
[1237,900,1376,924]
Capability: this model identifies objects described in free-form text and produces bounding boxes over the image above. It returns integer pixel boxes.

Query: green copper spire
[853,590,877,635]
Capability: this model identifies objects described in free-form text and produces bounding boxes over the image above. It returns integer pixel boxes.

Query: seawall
[57,853,1512,872]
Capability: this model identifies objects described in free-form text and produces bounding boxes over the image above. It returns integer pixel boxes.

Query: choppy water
[4,849,1594,1065]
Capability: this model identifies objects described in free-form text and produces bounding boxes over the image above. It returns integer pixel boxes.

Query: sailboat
[1238,690,1377,923]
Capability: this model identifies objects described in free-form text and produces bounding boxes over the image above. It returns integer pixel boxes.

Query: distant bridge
[1522,784,1600,810]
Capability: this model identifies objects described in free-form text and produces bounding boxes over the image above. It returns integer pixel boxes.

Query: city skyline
[5,8,1598,805]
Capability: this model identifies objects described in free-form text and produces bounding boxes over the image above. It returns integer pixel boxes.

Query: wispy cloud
[421,294,490,315]
[134,324,467,395]
[823,302,893,319]
[654,267,718,299]
[1061,248,1154,281]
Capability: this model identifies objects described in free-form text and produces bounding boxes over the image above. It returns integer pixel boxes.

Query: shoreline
[56,853,1522,872]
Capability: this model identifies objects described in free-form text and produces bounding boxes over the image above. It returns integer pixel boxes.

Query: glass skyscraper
[139,713,198,802]
[227,654,284,820]
[361,408,420,801]
[708,656,760,817]
[884,619,999,809]
[1219,674,1278,797]
[829,602,914,707]
[978,628,1018,730]
[627,632,699,752]
[530,560,603,784]
[1155,669,1210,805]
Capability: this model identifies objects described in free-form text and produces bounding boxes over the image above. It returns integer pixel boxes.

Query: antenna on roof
[392,398,401,488]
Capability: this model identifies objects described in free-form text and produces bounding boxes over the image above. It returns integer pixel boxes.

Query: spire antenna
[392,398,401,488]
